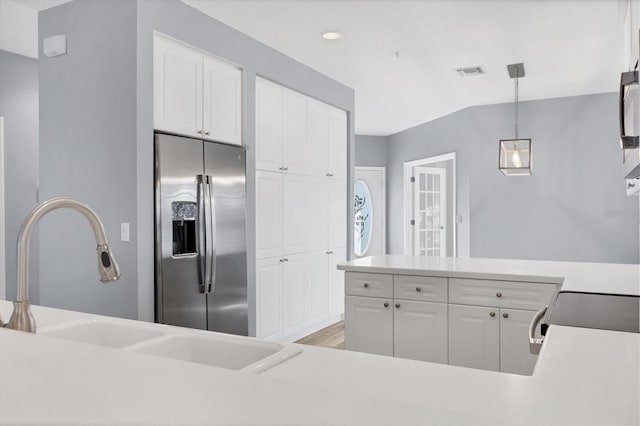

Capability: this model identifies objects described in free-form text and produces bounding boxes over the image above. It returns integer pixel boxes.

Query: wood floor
[295,321,344,349]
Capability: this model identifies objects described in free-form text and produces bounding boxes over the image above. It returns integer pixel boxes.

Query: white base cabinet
[345,295,393,356]
[344,272,556,375]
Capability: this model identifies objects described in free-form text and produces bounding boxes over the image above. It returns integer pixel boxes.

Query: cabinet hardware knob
[363,283,369,288]
[283,167,289,171]
[283,258,289,262]
[489,311,496,317]
[204,131,210,136]
[496,292,502,298]
[279,259,284,263]
[383,302,389,308]
[197,130,203,134]
[395,303,401,309]
[415,286,422,292]
[503,313,509,319]
[279,167,284,170]
[326,173,334,177]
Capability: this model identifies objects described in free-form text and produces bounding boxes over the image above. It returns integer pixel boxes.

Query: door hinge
[410,219,415,225]
[410,176,415,183]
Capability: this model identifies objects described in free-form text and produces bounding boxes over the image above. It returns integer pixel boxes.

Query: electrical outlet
[120,223,130,242]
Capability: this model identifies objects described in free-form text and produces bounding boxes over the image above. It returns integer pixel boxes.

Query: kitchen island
[0,255,638,424]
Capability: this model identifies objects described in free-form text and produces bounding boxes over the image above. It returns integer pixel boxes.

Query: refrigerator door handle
[196,175,206,294]
[206,175,217,294]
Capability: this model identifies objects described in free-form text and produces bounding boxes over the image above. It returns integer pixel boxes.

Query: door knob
[489,311,496,317]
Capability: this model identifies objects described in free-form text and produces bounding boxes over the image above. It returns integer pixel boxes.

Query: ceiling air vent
[455,66,484,77]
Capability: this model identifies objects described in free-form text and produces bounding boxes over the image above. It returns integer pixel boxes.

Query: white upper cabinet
[154,34,242,145]
[307,99,330,178]
[282,90,309,175]
[154,35,203,139]
[328,107,348,180]
[256,79,283,172]
[202,56,242,145]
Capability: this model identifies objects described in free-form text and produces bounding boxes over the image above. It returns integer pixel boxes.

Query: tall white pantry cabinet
[256,78,348,342]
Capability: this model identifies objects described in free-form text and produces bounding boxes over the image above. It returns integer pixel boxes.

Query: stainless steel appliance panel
[155,134,206,330]
[204,142,248,335]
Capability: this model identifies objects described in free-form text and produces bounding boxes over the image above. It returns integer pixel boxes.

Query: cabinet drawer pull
[363,283,369,288]
[415,286,422,292]
[383,302,389,308]
[395,303,401,309]
[496,292,502,298]
[283,167,289,171]
[489,311,496,317]
[283,258,289,262]
[503,312,509,319]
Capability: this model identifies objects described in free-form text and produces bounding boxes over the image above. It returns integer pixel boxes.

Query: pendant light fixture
[499,63,532,176]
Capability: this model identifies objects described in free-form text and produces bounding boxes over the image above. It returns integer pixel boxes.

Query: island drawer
[393,275,447,302]
[345,272,393,298]
[449,278,556,310]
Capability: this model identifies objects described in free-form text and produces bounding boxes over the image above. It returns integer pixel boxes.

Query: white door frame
[355,166,386,255]
[403,152,456,256]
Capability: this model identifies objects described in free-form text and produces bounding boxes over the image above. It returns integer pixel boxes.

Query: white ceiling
[183,0,630,136]
[1,0,631,135]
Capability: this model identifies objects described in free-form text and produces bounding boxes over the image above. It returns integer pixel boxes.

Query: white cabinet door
[449,304,499,371]
[345,295,393,356]
[256,258,282,341]
[328,178,347,249]
[307,176,328,251]
[500,309,539,375]
[328,247,346,316]
[154,35,203,139]
[256,79,282,172]
[256,171,282,259]
[202,56,242,145]
[282,174,308,255]
[308,251,329,324]
[282,253,309,338]
[282,89,308,175]
[307,100,329,178]
[328,107,347,180]
[394,300,448,363]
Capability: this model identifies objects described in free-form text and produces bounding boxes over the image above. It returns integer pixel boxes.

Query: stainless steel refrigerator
[155,133,248,336]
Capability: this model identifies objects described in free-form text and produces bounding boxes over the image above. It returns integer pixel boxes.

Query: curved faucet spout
[4,198,120,333]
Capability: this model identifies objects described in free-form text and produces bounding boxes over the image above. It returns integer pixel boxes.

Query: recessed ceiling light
[321,31,343,40]
[455,66,485,77]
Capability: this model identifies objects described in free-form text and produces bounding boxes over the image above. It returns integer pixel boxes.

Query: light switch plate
[120,223,130,242]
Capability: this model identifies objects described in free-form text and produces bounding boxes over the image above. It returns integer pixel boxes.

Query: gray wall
[388,93,639,264]
[0,50,39,301]
[39,0,355,329]
[39,0,138,318]
[355,135,388,167]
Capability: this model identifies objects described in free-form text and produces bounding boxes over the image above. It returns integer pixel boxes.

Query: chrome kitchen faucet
[0,198,120,332]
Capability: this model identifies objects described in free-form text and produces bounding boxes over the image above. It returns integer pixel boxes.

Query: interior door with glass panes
[413,167,446,257]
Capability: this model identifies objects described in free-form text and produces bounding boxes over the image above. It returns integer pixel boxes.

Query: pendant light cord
[514,69,519,140]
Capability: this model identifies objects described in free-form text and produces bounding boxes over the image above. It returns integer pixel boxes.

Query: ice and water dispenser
[172,201,197,256]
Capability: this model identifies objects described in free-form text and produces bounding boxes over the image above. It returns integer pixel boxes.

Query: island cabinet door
[345,295,393,356]
[393,300,447,364]
[500,309,539,375]
[449,304,499,371]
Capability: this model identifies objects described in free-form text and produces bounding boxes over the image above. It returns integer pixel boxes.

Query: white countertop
[0,256,638,424]
[338,255,640,295]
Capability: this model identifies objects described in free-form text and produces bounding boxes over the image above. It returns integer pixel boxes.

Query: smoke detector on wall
[455,66,485,77]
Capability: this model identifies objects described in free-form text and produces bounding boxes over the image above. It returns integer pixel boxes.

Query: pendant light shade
[499,63,532,176]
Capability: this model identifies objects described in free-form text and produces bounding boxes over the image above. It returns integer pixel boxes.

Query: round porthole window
[354,179,372,256]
